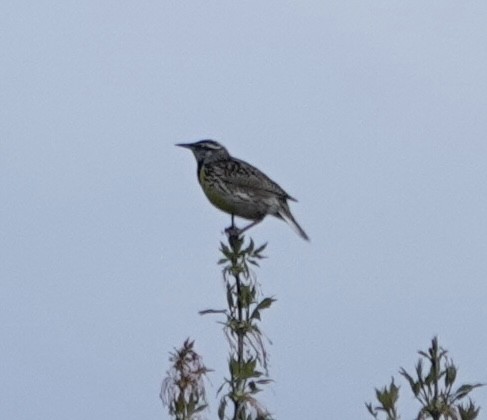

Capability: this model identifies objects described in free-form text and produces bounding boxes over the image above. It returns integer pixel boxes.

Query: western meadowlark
[176,140,309,240]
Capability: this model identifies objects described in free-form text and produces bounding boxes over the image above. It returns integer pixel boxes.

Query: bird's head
[176,140,230,164]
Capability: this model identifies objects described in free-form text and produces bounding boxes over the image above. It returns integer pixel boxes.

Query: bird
[176,140,309,240]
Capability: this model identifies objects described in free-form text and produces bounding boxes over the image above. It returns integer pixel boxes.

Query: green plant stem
[229,232,244,420]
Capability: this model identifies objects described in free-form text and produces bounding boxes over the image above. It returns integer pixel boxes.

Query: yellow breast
[199,167,230,211]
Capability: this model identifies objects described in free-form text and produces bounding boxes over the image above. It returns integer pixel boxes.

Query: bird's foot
[225,225,241,239]
[225,226,243,249]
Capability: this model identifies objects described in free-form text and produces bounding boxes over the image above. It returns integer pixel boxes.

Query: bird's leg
[237,219,262,235]
[225,217,262,241]
[225,214,240,240]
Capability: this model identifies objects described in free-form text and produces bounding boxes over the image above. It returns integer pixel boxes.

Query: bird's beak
[175,143,194,149]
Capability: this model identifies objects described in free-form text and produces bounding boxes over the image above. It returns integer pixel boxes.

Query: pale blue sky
[1,1,486,419]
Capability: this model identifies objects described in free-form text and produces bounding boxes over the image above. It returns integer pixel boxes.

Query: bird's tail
[277,204,310,241]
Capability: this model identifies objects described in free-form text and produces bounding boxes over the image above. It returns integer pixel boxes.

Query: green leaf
[250,298,275,320]
[216,380,227,396]
[255,242,268,254]
[256,297,275,311]
[194,403,208,414]
[175,396,185,413]
[256,379,273,385]
[229,358,239,376]
[453,384,485,402]
[251,309,261,321]
[365,402,378,418]
[415,359,424,383]
[243,238,255,254]
[240,285,254,307]
[238,358,258,379]
[400,368,418,394]
[199,309,227,316]
[248,259,260,267]
[218,397,227,420]
[229,236,243,254]
[226,284,234,308]
[187,398,196,413]
[445,364,457,388]
[457,399,481,420]
[248,381,260,393]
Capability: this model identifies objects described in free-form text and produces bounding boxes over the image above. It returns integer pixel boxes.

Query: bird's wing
[212,158,297,201]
